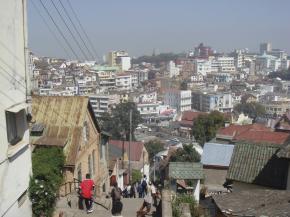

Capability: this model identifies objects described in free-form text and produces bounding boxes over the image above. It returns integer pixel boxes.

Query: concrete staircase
[54,192,111,217]
[54,194,153,217]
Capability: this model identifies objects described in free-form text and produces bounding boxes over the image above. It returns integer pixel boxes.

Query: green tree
[180,80,188,90]
[144,139,165,162]
[171,144,200,162]
[132,169,142,184]
[29,147,65,217]
[234,102,266,119]
[99,102,142,140]
[192,111,226,146]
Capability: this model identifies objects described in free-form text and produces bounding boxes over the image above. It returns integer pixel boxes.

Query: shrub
[29,147,65,217]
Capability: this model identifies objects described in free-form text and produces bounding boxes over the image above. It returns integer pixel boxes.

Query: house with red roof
[216,123,290,145]
[108,140,149,185]
[179,110,205,138]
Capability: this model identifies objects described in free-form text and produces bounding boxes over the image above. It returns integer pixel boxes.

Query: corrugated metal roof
[227,143,288,188]
[32,96,90,166]
[169,162,203,180]
[201,143,234,167]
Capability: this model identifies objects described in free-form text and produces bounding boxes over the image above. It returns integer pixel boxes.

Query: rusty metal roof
[33,136,67,147]
[32,96,89,166]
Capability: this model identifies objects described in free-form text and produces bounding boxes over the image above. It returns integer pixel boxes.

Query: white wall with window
[0,1,32,216]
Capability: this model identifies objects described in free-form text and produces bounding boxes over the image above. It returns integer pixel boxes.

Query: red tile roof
[181,111,205,121]
[109,140,144,162]
[217,123,290,145]
[234,130,290,145]
[217,124,270,137]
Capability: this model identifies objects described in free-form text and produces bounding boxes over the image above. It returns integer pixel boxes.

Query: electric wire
[57,0,95,60]
[30,0,72,60]
[38,0,79,60]
[66,0,100,61]
[50,0,89,60]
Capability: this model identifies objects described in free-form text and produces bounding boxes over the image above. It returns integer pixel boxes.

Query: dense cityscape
[1,1,290,217]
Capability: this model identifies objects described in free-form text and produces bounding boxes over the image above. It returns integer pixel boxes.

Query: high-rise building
[0,1,32,216]
[194,43,214,59]
[260,42,272,54]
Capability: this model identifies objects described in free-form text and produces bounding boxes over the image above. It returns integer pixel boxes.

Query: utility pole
[129,109,132,183]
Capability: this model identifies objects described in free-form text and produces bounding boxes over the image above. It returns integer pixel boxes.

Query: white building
[0,1,32,216]
[194,59,211,76]
[164,89,191,112]
[116,56,131,71]
[115,73,132,91]
[167,61,180,78]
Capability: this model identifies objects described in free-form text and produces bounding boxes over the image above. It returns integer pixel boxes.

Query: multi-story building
[89,95,110,118]
[263,100,290,116]
[115,73,132,91]
[231,49,245,68]
[166,61,180,78]
[0,1,32,216]
[193,43,214,59]
[192,91,233,112]
[116,56,131,71]
[107,51,130,70]
[260,42,272,54]
[194,59,211,76]
[164,89,191,112]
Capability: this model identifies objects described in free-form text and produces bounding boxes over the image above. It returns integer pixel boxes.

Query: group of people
[110,175,159,217]
[77,173,160,216]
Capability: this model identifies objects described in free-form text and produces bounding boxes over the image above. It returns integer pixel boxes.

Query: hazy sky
[28,0,290,60]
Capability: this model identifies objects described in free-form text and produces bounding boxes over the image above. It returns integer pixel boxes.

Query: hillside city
[1,1,290,217]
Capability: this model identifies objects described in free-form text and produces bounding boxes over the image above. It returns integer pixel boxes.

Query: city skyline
[28,0,290,59]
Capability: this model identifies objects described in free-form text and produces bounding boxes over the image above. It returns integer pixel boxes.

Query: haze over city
[28,0,290,58]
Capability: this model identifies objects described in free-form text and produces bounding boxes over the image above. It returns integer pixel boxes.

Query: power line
[50,0,89,60]
[31,0,72,59]
[38,0,79,60]
[57,0,95,60]
[66,0,100,61]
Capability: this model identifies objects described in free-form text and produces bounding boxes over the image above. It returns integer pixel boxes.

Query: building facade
[164,89,192,112]
[0,1,32,216]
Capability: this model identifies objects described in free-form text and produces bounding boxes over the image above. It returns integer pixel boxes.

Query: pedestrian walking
[111,182,123,216]
[137,181,153,217]
[141,175,147,197]
[79,173,95,213]
[137,182,142,198]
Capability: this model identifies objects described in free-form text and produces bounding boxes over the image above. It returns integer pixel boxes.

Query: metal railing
[58,178,81,197]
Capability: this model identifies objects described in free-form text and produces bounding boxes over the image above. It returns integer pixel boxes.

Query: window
[18,190,28,207]
[6,109,26,145]
[83,121,89,143]
[88,155,92,176]
[92,150,96,175]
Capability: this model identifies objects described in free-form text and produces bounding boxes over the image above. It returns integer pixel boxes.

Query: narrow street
[56,196,156,217]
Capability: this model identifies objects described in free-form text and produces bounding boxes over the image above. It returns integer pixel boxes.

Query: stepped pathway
[54,194,150,217]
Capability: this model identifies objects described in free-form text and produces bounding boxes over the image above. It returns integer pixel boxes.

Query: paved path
[55,197,151,217]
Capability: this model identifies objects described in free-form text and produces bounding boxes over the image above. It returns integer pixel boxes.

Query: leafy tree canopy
[192,111,226,146]
[234,102,266,119]
[144,139,165,162]
[132,53,183,65]
[131,169,142,184]
[99,102,142,140]
[180,80,188,90]
[171,144,200,162]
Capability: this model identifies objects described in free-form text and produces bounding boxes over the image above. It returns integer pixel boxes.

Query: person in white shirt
[137,181,153,216]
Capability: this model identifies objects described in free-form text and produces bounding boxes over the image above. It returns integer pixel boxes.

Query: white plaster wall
[193,179,200,202]
[0,0,32,216]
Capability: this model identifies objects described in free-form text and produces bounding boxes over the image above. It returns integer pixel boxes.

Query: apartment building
[115,73,132,91]
[164,89,192,112]
[0,1,32,216]
[192,91,233,112]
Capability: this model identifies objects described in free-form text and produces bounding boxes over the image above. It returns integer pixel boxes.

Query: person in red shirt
[79,173,95,213]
